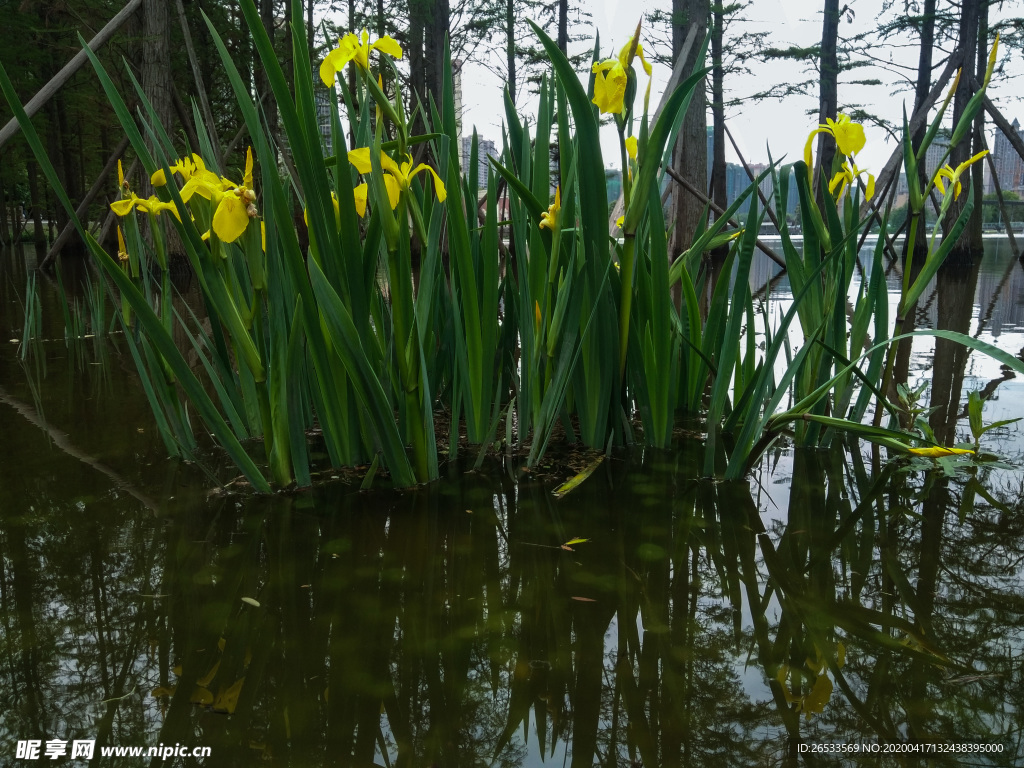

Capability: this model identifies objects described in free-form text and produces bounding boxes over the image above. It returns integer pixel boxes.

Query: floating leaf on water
[552,456,604,499]
[562,537,590,547]
[570,596,596,602]
[241,597,261,608]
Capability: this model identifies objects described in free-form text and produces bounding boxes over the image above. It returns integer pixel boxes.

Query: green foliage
[3,6,1010,492]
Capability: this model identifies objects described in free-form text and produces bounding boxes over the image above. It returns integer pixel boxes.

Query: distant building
[923,128,951,181]
[314,86,334,155]
[992,118,1024,195]
[452,59,464,149]
[461,135,498,189]
[605,169,622,206]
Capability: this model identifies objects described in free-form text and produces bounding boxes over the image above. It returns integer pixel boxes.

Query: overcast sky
[453,0,1022,175]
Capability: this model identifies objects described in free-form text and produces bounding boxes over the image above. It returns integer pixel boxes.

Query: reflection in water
[2,447,1024,766]
[1,241,1024,764]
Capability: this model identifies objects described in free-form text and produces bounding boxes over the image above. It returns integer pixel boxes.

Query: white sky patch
[320,1,1023,178]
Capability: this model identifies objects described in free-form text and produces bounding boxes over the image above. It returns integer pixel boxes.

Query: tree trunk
[426,0,450,104]
[307,0,314,60]
[557,0,568,54]
[814,0,840,203]
[967,2,987,256]
[408,0,426,136]
[27,159,46,254]
[942,0,980,259]
[142,0,173,138]
[285,0,295,97]
[709,1,727,257]
[669,0,708,261]
[0,158,9,245]
[257,0,279,145]
[906,0,936,263]
[506,0,516,103]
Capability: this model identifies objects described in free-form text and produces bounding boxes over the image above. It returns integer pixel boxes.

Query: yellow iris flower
[151,155,201,187]
[625,136,638,160]
[347,147,446,215]
[110,193,182,221]
[591,37,651,115]
[828,159,875,201]
[933,150,988,200]
[111,160,180,219]
[539,186,560,230]
[179,147,258,243]
[804,113,866,168]
[320,30,403,87]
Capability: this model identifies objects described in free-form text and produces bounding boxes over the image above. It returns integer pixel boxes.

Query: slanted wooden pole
[40,135,130,271]
[858,49,963,221]
[0,0,144,150]
[663,165,787,269]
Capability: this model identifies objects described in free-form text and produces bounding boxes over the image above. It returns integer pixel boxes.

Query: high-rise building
[993,118,1024,195]
[922,128,951,181]
[461,135,499,190]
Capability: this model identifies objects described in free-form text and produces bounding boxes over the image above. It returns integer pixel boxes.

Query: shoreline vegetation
[2,3,1020,493]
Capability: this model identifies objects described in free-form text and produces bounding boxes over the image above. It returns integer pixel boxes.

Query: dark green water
[1,242,1023,766]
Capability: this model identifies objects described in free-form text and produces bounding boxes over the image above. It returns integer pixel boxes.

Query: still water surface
[1,242,1023,766]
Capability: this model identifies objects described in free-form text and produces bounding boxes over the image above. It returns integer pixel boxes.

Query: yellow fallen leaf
[907,446,974,458]
[562,537,590,549]
[552,456,604,498]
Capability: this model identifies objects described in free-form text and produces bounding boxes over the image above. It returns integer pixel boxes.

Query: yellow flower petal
[828,169,848,197]
[151,168,167,187]
[243,147,254,188]
[371,35,403,60]
[353,183,368,218]
[409,163,446,203]
[111,197,137,216]
[539,186,561,230]
[384,175,401,209]
[591,60,627,114]
[319,45,352,88]
[116,226,128,263]
[827,114,866,157]
[348,147,372,174]
[212,194,248,242]
[380,152,401,177]
[625,136,638,161]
